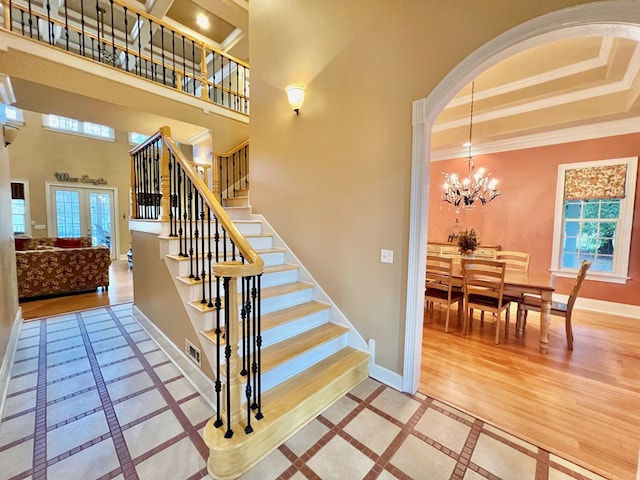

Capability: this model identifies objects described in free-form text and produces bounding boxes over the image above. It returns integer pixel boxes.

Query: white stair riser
[162,235,272,255]
[262,288,313,314]
[235,222,262,235]
[260,251,286,267]
[257,268,298,288]
[261,309,330,347]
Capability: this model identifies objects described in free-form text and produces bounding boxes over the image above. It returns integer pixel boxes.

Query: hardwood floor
[421,303,640,480]
[19,260,133,320]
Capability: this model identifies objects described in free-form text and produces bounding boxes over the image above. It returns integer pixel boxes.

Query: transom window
[42,114,115,141]
[551,157,637,284]
[2,105,24,124]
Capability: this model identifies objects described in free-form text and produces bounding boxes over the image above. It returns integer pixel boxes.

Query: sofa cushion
[55,238,83,248]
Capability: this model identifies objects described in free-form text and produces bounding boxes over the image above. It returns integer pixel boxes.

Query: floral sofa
[15,237,111,299]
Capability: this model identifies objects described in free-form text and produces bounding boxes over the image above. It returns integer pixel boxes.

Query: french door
[48,184,117,259]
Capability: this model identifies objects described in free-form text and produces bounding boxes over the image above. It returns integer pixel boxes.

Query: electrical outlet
[380,249,394,264]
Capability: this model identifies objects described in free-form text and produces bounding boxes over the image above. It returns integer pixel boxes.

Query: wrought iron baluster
[181,35,186,93]
[191,40,196,96]
[244,276,253,434]
[109,0,115,65]
[240,280,247,377]
[235,61,239,111]
[188,178,195,278]
[223,276,233,438]
[232,152,236,198]
[171,31,176,88]
[160,25,166,85]
[200,198,206,303]
[250,276,259,412]
[207,208,213,307]
[182,166,189,257]
[168,158,175,236]
[254,274,263,420]
[80,0,85,55]
[194,190,200,282]
[27,0,32,38]
[149,18,154,81]
[124,7,129,71]
[46,0,52,45]
[177,167,184,256]
[63,0,69,50]
[136,13,142,76]
[213,276,223,428]
[214,216,220,263]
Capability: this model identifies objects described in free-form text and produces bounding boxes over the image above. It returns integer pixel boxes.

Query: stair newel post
[200,43,208,100]
[159,126,172,222]
[219,270,244,436]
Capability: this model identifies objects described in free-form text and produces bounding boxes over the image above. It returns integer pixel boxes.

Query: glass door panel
[49,185,117,259]
[89,192,112,249]
[55,189,82,237]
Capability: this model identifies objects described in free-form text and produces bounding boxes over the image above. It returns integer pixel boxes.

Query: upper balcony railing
[1,0,250,115]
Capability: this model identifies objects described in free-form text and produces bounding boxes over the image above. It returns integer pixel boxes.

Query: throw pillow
[14,238,27,251]
[56,238,83,248]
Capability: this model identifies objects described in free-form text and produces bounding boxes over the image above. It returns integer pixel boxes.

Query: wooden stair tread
[187,281,314,313]
[200,301,331,345]
[261,323,349,373]
[175,263,297,286]
[204,347,369,459]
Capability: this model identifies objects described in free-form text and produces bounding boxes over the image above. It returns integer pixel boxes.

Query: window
[128,131,150,145]
[550,157,637,284]
[10,180,31,236]
[1,105,24,125]
[42,114,115,141]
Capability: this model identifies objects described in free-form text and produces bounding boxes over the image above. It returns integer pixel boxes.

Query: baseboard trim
[369,363,403,391]
[132,305,216,408]
[553,295,640,319]
[0,307,24,421]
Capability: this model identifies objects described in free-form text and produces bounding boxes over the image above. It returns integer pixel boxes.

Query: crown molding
[447,36,614,108]
[431,116,640,161]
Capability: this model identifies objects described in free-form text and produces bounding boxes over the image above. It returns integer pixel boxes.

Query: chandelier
[442,80,499,211]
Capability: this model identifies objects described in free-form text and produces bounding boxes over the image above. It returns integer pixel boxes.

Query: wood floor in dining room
[422,304,640,480]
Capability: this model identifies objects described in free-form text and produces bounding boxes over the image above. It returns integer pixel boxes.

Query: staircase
[158,203,369,479]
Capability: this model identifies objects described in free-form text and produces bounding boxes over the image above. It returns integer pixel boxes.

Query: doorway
[46,183,118,259]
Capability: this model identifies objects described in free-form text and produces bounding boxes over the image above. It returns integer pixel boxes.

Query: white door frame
[403,1,640,394]
[45,181,120,259]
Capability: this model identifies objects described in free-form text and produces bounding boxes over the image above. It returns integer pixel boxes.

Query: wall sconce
[285,85,305,115]
[3,124,19,146]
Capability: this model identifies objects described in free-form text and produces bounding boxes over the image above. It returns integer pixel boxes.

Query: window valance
[564,164,628,200]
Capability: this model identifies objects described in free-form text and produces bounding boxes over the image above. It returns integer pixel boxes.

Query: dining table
[450,264,556,353]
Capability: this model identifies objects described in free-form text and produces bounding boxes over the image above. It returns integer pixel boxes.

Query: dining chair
[425,255,464,333]
[461,258,511,344]
[516,260,591,350]
[495,250,531,272]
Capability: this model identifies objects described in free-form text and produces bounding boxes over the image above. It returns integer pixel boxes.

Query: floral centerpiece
[457,229,478,254]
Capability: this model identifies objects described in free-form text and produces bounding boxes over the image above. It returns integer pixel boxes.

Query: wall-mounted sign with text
[54,172,108,185]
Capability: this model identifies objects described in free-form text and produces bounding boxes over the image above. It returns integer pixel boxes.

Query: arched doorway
[403,1,640,392]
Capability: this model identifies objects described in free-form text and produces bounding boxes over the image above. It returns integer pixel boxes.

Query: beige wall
[8,110,133,256]
[131,231,215,380]
[249,0,599,374]
[0,127,20,360]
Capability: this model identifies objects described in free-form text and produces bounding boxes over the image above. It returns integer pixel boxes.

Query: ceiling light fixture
[442,80,500,212]
[196,13,209,29]
[285,85,305,115]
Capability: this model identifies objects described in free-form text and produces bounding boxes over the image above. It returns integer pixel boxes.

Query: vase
[461,250,475,259]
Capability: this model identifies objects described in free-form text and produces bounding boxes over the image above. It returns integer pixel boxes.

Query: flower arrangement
[457,229,478,254]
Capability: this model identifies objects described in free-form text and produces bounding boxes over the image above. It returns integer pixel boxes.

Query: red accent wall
[428,133,640,306]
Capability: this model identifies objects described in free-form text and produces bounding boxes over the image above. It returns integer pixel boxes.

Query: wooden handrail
[160,129,262,276]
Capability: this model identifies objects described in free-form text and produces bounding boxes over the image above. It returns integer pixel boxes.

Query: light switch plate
[380,249,394,264]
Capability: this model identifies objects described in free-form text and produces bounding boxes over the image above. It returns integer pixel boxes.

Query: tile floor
[0,304,606,480]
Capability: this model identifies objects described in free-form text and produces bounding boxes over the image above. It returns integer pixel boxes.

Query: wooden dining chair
[495,250,531,272]
[425,255,463,333]
[516,260,591,350]
[461,258,511,344]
